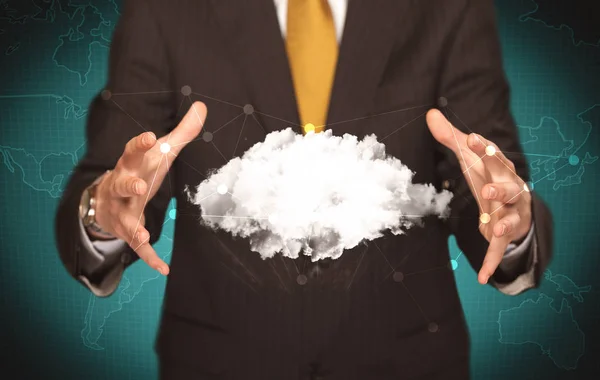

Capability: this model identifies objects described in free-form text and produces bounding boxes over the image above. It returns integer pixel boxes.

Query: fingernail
[487,186,497,199]
[157,267,164,275]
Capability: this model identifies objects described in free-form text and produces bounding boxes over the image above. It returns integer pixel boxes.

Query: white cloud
[188,128,452,261]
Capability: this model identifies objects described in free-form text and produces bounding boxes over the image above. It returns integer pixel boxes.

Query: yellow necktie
[286,0,338,134]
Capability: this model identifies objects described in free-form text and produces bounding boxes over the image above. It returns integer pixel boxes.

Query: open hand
[426,109,532,285]
[93,101,207,275]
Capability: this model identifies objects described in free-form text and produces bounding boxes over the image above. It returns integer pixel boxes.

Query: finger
[478,233,512,284]
[467,133,516,174]
[115,214,169,275]
[492,212,521,239]
[163,101,207,155]
[426,109,469,158]
[110,174,147,198]
[121,132,157,170]
[134,235,170,275]
[481,182,522,204]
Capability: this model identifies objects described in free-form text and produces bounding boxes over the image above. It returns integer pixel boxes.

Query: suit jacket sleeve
[55,0,176,297]
[435,0,553,294]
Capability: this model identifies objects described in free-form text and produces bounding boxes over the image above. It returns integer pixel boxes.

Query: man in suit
[56,0,552,379]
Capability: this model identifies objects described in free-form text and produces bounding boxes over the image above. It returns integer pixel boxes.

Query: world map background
[1,0,599,379]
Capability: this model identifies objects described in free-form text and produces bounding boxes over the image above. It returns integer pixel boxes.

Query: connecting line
[404,265,449,276]
[462,153,485,174]
[379,240,430,285]
[131,154,165,248]
[202,214,269,220]
[194,192,218,204]
[503,151,561,159]
[443,108,482,214]
[213,113,245,135]
[232,115,248,158]
[191,92,244,109]
[533,161,571,185]
[400,281,430,323]
[110,99,150,134]
[365,110,428,151]
[169,112,244,148]
[489,161,572,217]
[211,141,229,162]
[164,152,173,197]
[253,110,301,127]
[165,95,189,146]
[346,244,369,290]
[219,262,258,293]
[167,151,245,203]
[251,113,268,134]
[187,95,206,128]
[326,104,431,127]
[373,240,394,271]
[110,90,175,96]
[447,107,526,180]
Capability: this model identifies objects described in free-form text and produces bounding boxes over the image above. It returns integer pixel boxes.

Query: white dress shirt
[80,0,534,296]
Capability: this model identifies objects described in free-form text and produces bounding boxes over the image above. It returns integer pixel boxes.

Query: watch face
[79,188,91,221]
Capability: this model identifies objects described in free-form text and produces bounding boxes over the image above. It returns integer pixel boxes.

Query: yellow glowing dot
[479,213,491,224]
[485,145,496,156]
[303,123,315,134]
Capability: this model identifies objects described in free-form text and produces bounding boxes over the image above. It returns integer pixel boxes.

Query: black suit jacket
[55,0,553,379]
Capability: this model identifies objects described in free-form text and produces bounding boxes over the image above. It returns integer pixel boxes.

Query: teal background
[0,0,598,379]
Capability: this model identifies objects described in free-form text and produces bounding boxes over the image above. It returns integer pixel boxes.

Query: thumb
[165,101,207,155]
[426,108,466,156]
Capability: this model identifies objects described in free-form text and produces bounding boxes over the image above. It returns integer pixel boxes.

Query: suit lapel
[209,0,302,134]
[326,0,411,130]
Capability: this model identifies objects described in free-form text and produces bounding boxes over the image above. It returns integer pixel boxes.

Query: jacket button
[297,274,308,285]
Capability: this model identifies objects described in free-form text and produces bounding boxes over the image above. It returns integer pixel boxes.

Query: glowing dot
[296,274,308,285]
[217,184,228,195]
[393,271,404,282]
[569,154,579,166]
[101,89,111,100]
[303,123,315,134]
[485,145,496,156]
[181,85,192,96]
[202,131,213,142]
[527,181,534,191]
[169,209,177,220]
[479,213,491,224]
[160,143,171,154]
[450,259,458,271]
[523,183,530,192]
[243,104,254,115]
[428,322,439,333]
[438,96,448,107]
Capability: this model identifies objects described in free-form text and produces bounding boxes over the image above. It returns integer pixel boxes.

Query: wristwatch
[79,171,114,240]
